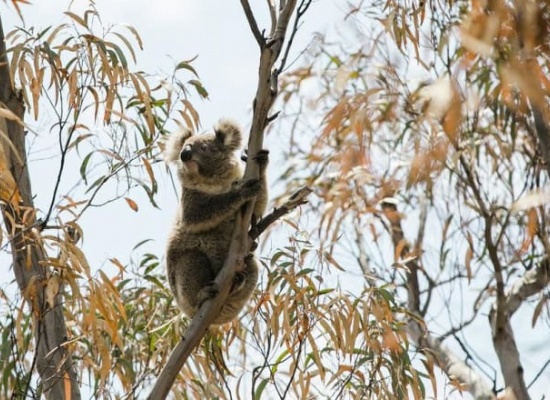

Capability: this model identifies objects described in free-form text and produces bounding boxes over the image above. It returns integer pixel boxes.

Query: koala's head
[163,118,244,193]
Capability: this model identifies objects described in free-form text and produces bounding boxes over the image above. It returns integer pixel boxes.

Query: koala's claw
[197,282,219,306]
[241,149,269,166]
[254,150,269,169]
[232,271,247,293]
[241,178,261,196]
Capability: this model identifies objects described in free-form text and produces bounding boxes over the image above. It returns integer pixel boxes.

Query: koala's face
[179,133,235,177]
[174,120,244,193]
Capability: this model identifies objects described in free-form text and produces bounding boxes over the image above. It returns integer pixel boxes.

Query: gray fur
[164,118,268,324]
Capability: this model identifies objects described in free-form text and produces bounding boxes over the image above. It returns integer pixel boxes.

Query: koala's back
[167,200,235,273]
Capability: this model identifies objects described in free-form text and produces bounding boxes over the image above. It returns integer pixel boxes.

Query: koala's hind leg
[167,249,216,318]
[214,254,259,324]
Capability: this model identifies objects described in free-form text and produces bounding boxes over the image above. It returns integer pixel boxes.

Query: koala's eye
[200,143,208,151]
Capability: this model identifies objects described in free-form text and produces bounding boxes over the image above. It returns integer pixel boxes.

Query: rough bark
[0,15,80,400]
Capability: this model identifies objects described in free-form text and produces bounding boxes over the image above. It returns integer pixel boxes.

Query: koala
[163,118,268,325]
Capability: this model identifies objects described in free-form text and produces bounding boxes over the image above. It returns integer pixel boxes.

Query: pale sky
[1,0,342,273]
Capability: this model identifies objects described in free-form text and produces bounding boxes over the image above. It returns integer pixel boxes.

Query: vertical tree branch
[0,15,80,400]
[381,199,420,314]
[455,134,529,398]
[531,107,550,178]
[148,3,312,397]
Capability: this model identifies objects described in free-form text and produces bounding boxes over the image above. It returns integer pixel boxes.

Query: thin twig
[277,0,312,73]
[254,186,311,238]
[266,0,276,37]
[240,0,264,46]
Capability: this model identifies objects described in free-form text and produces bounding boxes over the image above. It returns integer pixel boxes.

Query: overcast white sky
[1,0,343,272]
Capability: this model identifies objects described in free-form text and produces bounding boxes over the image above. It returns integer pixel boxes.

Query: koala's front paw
[197,282,219,306]
[241,150,269,168]
[240,178,261,197]
[254,150,269,172]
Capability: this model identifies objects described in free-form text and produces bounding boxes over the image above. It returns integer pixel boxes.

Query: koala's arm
[182,180,261,232]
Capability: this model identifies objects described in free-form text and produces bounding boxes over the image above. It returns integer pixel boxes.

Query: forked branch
[147,2,312,397]
[147,187,311,399]
[380,199,494,400]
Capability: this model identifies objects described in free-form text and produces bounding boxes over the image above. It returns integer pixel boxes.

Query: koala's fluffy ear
[163,129,193,163]
[215,118,242,151]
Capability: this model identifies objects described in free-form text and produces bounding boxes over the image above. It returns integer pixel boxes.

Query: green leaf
[188,79,209,98]
[175,59,199,77]
[254,379,269,400]
[80,152,93,184]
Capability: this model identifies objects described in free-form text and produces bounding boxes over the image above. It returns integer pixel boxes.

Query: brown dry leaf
[108,258,126,274]
[142,157,156,187]
[422,354,437,398]
[0,169,20,206]
[519,208,538,253]
[0,137,21,207]
[395,239,408,260]
[336,365,366,383]
[318,317,339,352]
[132,73,155,133]
[518,1,539,54]
[124,197,139,212]
[500,61,544,110]
[382,329,401,352]
[531,295,547,328]
[63,371,72,399]
[99,270,126,319]
[87,85,100,120]
[30,78,41,120]
[64,11,89,29]
[448,375,467,392]
[306,332,325,380]
[104,87,115,124]
[464,246,473,283]
[0,107,25,125]
[45,274,61,309]
[408,153,427,186]
[98,336,112,384]
[442,83,462,143]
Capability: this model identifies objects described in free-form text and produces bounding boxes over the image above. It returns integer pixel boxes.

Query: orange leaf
[124,197,138,212]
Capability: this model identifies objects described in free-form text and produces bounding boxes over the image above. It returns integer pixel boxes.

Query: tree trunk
[0,15,81,400]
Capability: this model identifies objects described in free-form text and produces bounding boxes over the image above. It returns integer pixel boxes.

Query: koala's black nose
[180,145,193,162]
